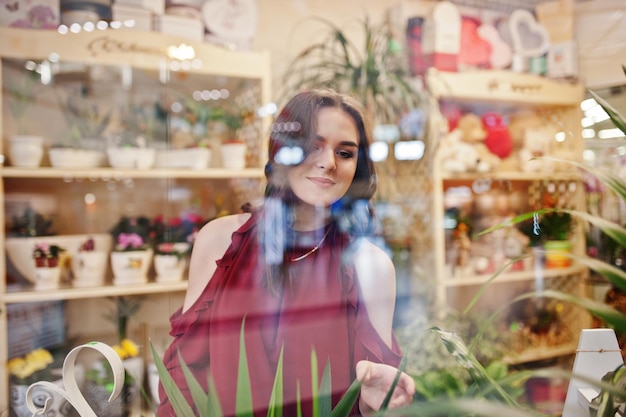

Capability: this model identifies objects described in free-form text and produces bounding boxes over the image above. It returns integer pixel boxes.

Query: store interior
[1,0,625,416]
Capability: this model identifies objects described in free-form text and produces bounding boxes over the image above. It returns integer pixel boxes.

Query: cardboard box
[112,3,152,31]
[0,0,59,29]
[154,14,204,41]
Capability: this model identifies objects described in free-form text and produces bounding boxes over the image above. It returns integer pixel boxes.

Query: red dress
[157,214,402,417]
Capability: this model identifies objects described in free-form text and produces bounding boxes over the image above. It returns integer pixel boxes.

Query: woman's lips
[308,177,335,188]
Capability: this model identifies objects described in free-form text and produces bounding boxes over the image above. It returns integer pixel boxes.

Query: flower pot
[543,240,572,268]
[107,147,156,169]
[154,254,187,282]
[220,142,247,169]
[111,249,153,285]
[71,251,108,287]
[8,135,44,168]
[34,266,62,290]
[154,147,212,170]
[49,147,105,168]
[10,380,72,417]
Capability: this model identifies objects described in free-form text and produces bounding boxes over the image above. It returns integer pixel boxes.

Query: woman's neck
[292,203,331,231]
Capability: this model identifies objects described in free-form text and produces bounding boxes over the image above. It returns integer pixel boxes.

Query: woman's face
[287,107,359,208]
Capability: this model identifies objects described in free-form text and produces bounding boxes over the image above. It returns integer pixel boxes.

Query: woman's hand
[356,360,415,415]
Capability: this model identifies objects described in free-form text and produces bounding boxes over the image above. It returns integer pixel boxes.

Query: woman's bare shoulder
[353,239,395,280]
[182,212,252,312]
[197,212,252,241]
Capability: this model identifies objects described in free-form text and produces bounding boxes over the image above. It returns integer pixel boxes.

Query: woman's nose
[315,147,336,170]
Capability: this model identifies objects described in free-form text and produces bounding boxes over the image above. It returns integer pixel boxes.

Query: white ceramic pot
[107,147,156,169]
[154,254,187,282]
[34,266,61,290]
[71,251,108,287]
[220,142,247,169]
[49,148,105,168]
[8,135,44,168]
[110,249,153,285]
[6,234,112,285]
[154,148,211,170]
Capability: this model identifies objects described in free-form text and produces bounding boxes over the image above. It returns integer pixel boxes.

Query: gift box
[112,3,152,31]
[547,41,578,79]
[115,0,164,15]
[0,0,60,29]
[421,0,461,72]
[153,13,204,41]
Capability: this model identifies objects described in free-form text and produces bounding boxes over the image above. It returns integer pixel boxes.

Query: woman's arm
[182,213,251,313]
[353,240,397,347]
[353,241,415,414]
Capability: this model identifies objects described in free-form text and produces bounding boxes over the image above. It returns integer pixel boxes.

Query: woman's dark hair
[260,89,379,291]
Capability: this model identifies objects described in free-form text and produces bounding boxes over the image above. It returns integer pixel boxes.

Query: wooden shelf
[444,264,587,287]
[426,68,585,106]
[441,170,582,182]
[4,281,188,303]
[0,167,265,179]
[504,342,578,365]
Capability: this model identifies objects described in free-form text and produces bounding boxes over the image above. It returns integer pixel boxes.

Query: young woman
[157,89,415,417]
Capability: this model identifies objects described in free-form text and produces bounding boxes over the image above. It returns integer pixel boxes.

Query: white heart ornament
[509,9,550,57]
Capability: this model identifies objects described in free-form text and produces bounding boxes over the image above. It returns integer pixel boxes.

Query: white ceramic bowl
[154,148,211,170]
[107,148,156,169]
[6,234,112,284]
[49,148,105,168]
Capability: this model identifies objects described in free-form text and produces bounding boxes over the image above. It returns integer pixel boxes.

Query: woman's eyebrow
[315,135,359,147]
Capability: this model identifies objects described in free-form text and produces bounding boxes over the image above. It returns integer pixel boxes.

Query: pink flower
[116,233,145,250]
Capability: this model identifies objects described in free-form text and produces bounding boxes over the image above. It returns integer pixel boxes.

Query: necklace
[290,228,330,262]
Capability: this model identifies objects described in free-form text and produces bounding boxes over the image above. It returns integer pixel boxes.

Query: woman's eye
[337,150,354,159]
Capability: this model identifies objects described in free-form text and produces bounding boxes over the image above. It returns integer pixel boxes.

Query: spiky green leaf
[149,342,196,417]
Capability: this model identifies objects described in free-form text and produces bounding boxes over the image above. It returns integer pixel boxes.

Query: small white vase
[220,142,247,169]
[9,135,44,168]
[71,251,108,287]
[111,249,153,285]
[34,266,61,290]
[154,254,187,282]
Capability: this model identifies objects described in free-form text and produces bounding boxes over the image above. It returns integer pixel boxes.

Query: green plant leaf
[149,341,196,417]
[380,355,407,411]
[319,360,332,417]
[311,350,320,417]
[330,378,361,417]
[176,349,223,417]
[590,90,626,135]
[236,318,254,417]
[266,346,284,417]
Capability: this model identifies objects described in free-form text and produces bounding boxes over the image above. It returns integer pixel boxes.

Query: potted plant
[51,88,111,168]
[6,66,45,168]
[85,297,143,417]
[154,96,212,170]
[109,216,153,285]
[278,16,427,136]
[70,236,109,287]
[212,106,247,169]
[32,242,66,290]
[151,213,205,282]
[107,102,163,170]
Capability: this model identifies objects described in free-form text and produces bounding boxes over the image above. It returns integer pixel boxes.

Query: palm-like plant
[278,16,426,128]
